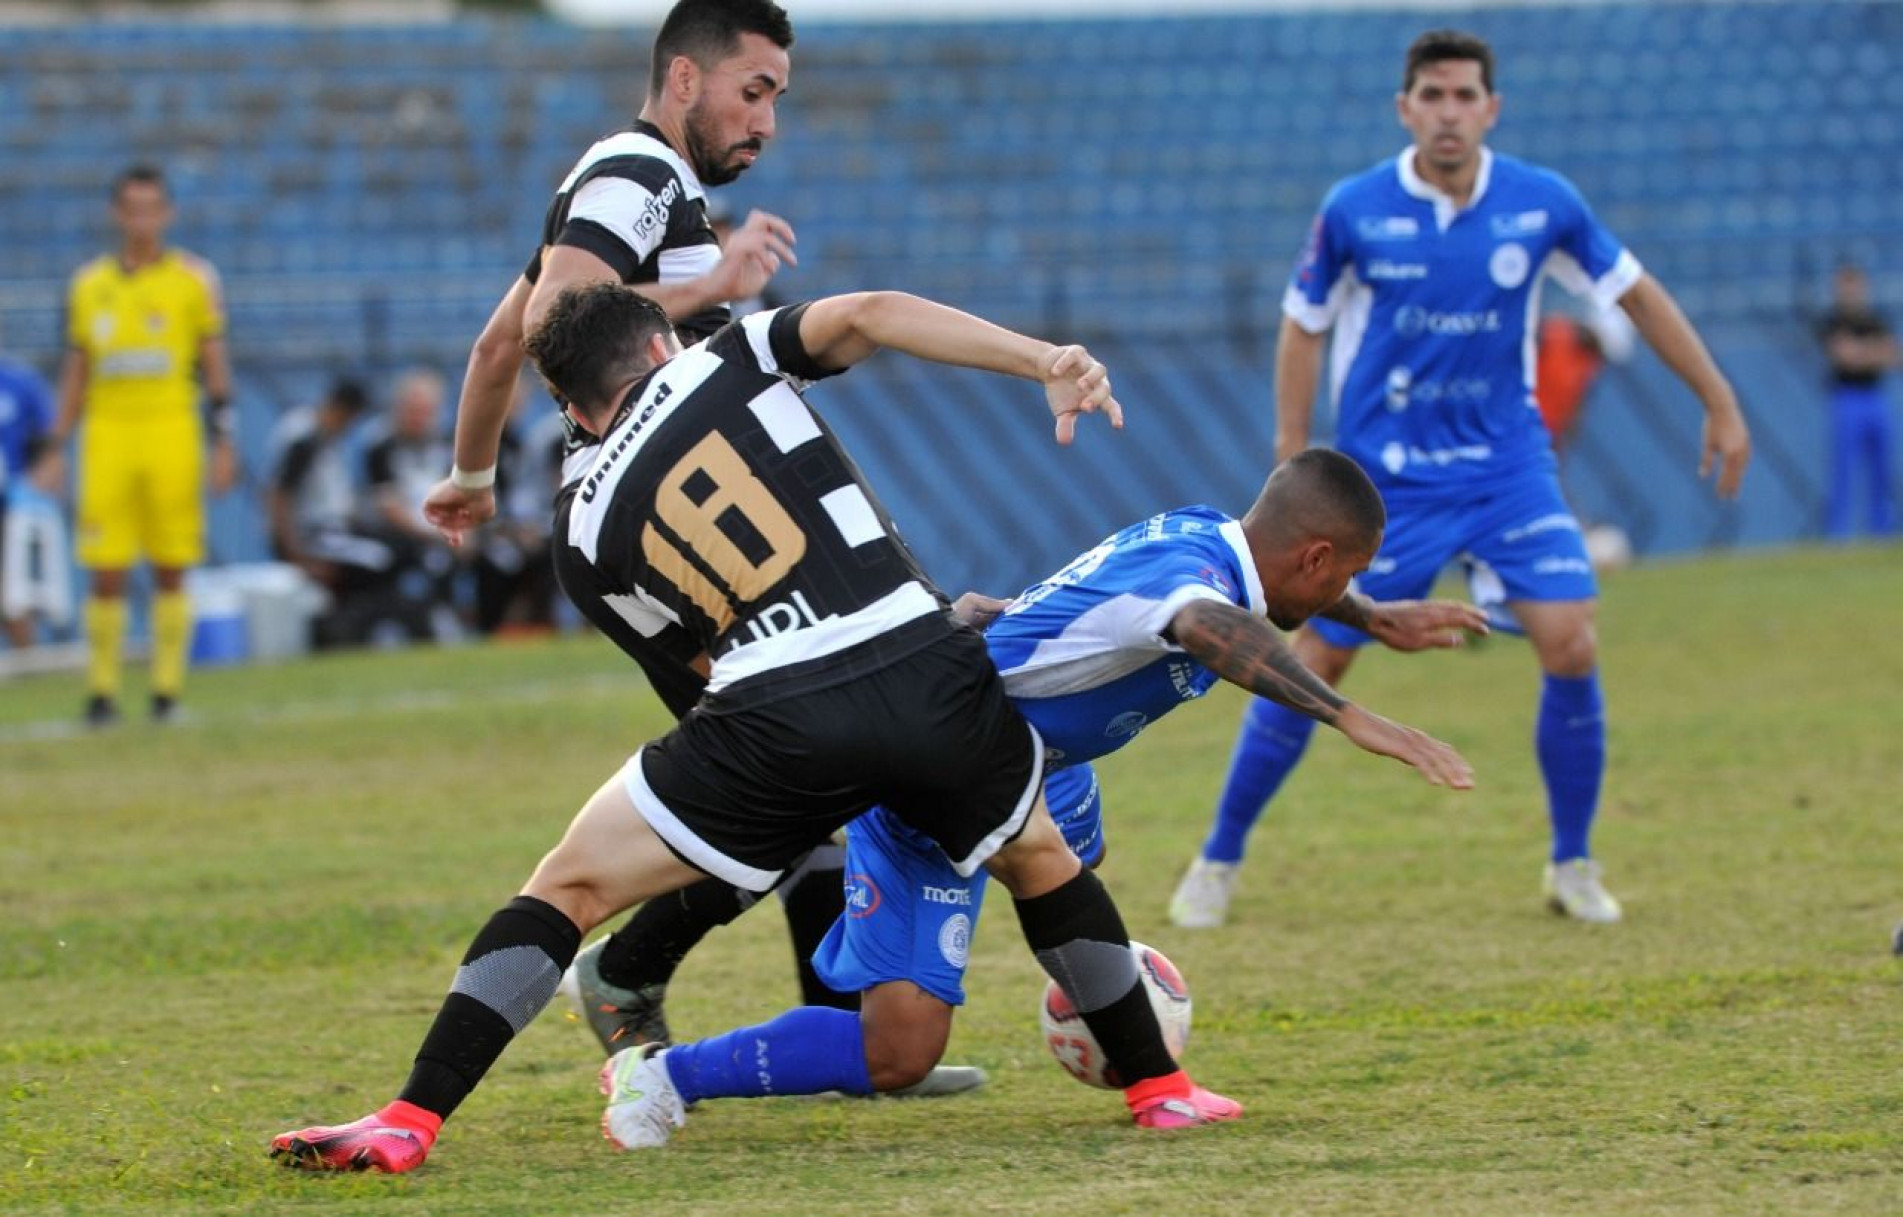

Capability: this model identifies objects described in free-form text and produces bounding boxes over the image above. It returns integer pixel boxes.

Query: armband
[205,395,236,441]
[450,463,497,491]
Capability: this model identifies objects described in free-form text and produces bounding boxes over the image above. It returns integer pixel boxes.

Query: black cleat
[83,694,119,728]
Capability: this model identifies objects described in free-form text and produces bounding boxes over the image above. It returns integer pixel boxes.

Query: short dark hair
[111,163,167,201]
[524,283,675,420]
[325,377,370,416]
[1403,29,1494,94]
[648,0,795,99]
[1253,448,1387,551]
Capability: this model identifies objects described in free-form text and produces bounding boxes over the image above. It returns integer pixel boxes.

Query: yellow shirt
[66,249,225,427]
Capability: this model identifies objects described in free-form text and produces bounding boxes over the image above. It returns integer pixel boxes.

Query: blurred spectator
[1,337,66,648]
[1535,299,1635,452]
[1818,264,1898,539]
[363,367,462,641]
[472,374,561,634]
[268,378,404,647]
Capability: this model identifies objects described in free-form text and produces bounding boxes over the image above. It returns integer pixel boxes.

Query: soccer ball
[1039,940,1192,1089]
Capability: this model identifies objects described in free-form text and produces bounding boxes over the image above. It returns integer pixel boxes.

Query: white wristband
[449,463,496,491]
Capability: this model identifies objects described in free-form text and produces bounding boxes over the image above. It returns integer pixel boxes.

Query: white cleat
[886,1065,988,1098]
[599,1043,687,1150]
[1544,858,1623,924]
[1168,857,1239,929]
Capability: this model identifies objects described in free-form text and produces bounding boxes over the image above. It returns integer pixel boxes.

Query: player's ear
[1301,538,1334,575]
[669,54,699,103]
[646,331,677,367]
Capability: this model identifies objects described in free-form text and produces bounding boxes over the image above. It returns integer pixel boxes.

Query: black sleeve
[363,438,395,489]
[275,434,319,494]
[702,303,843,384]
[554,219,643,283]
[764,303,844,382]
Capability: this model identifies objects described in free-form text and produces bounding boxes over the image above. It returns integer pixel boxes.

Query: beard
[685,102,759,187]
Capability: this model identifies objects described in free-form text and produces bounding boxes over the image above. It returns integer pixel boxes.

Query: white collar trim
[1397,145,1493,232]
[1217,520,1268,619]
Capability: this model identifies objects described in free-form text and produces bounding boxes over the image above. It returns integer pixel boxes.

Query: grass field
[3,544,1901,1215]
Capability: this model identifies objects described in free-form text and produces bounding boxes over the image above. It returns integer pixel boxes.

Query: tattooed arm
[1169,599,1475,788]
[1170,598,1349,725]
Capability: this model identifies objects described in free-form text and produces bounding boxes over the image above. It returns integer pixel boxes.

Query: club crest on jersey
[1489,242,1531,290]
[938,914,971,968]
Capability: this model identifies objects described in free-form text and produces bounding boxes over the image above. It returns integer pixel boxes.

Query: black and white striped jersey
[527,121,728,342]
[556,305,955,706]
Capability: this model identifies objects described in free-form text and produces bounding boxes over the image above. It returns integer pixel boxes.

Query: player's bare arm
[43,346,89,497]
[1617,273,1752,499]
[1171,598,1474,788]
[424,275,537,546]
[794,291,1122,443]
[525,212,796,340]
[1273,317,1327,465]
[1322,591,1491,652]
[200,334,238,495]
[1169,598,1345,724]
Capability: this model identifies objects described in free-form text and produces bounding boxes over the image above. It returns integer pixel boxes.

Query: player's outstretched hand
[1702,404,1752,500]
[1365,598,1490,653]
[715,210,798,303]
[1039,344,1123,445]
[422,478,496,548]
[949,591,1012,631]
[1335,704,1474,789]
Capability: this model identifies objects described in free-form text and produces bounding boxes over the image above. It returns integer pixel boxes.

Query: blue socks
[1200,697,1318,864]
[1537,671,1605,863]
[663,1006,873,1103]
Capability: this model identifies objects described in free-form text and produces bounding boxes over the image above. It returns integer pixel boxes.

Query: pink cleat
[270,1102,440,1173]
[1130,1085,1243,1130]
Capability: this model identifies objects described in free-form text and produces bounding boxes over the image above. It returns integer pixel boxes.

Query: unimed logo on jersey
[578,383,674,504]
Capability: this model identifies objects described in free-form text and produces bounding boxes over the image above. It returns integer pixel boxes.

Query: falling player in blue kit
[1169,29,1753,931]
[598,448,1489,1147]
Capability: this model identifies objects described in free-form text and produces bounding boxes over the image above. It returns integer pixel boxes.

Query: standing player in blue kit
[1170,30,1752,930]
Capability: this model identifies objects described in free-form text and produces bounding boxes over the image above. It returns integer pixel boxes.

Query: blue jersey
[986,505,1265,765]
[1288,147,1641,501]
[0,357,53,494]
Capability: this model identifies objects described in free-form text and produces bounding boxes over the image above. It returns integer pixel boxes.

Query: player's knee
[983,817,1079,899]
[861,1006,951,1092]
[1540,619,1598,677]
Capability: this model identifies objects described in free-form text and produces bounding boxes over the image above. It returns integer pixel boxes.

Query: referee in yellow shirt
[50,165,236,725]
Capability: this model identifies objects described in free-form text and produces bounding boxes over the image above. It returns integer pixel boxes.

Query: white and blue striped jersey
[1288,147,1642,500]
[986,506,1265,764]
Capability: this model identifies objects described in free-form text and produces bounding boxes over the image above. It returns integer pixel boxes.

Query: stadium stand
[0,4,1896,592]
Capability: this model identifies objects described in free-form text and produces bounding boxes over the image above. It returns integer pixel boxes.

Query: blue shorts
[1312,471,1597,648]
[811,763,1103,1007]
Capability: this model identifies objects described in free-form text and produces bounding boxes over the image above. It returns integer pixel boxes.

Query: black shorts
[627,629,1043,892]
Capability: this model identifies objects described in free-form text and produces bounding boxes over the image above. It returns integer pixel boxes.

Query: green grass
[3,544,1901,1214]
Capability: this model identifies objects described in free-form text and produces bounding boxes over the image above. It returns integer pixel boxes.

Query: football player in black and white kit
[420,0,880,1068]
[271,284,1239,1174]
[427,0,799,545]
